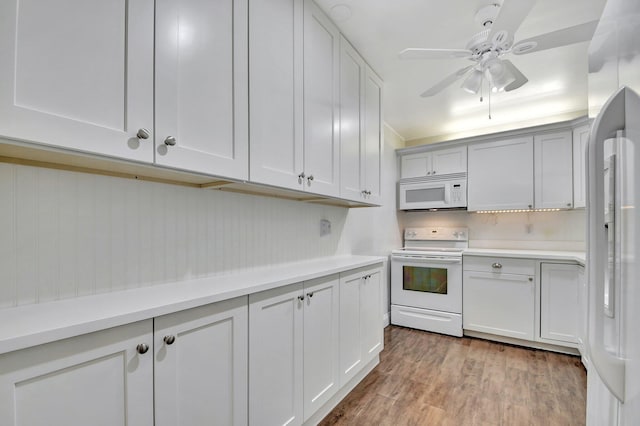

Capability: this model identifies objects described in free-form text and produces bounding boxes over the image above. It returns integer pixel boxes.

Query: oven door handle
[392,255,462,264]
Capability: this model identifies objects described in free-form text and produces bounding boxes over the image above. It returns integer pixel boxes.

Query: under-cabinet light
[475,208,562,214]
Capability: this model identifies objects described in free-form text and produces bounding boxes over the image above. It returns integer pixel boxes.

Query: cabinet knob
[298,172,305,184]
[136,343,149,354]
[163,335,176,345]
[567,203,572,207]
[164,136,177,146]
[528,204,533,209]
[307,292,314,298]
[136,128,150,140]
[298,295,305,301]
[307,175,314,185]
[528,277,533,282]
[432,170,436,175]
[427,171,431,175]
[491,263,502,269]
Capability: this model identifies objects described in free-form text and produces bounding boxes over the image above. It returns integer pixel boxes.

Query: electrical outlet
[320,219,331,236]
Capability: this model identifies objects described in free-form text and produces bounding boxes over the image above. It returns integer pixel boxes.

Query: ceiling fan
[399,0,599,98]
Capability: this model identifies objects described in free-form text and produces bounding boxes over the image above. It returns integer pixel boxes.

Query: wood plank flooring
[320,325,587,426]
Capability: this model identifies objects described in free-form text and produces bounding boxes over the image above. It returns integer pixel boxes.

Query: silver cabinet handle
[164,136,177,146]
[491,263,502,269]
[298,172,305,184]
[366,190,371,196]
[136,343,149,354]
[163,335,176,345]
[298,295,305,301]
[136,128,150,140]
[307,292,314,298]
[307,175,314,185]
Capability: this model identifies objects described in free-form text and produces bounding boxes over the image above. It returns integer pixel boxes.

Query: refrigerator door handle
[586,87,634,403]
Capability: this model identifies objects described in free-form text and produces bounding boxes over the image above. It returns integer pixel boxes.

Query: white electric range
[390,227,468,337]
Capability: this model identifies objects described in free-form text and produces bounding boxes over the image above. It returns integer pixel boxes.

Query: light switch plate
[320,219,331,236]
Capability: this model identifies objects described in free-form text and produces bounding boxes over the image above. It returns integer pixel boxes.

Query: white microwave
[398,175,467,210]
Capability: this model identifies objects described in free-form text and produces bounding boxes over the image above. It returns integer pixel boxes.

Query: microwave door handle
[444,184,450,205]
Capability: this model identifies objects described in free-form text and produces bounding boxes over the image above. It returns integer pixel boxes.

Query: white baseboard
[383,312,390,327]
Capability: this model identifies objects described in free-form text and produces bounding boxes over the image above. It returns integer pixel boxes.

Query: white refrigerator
[586,0,640,423]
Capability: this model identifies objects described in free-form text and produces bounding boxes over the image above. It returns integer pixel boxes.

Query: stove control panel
[404,227,468,241]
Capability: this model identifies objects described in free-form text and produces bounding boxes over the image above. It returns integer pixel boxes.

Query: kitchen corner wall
[402,209,586,251]
[0,127,402,309]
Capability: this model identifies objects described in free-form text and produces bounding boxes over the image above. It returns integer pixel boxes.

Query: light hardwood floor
[320,325,587,426]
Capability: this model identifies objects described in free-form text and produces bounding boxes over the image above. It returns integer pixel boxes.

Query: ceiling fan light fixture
[461,69,484,94]
[485,58,516,92]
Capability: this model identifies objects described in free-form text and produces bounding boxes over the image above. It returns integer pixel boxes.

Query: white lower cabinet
[540,263,580,345]
[154,297,248,426]
[0,297,248,426]
[463,257,536,341]
[249,274,340,426]
[339,266,383,386]
[0,320,154,426]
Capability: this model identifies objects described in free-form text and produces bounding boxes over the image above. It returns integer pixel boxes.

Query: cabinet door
[400,152,431,179]
[431,146,467,175]
[303,0,340,197]
[339,37,365,201]
[339,270,364,386]
[534,131,574,209]
[339,266,383,387]
[155,0,248,179]
[249,284,303,426]
[154,297,248,426]
[361,268,383,363]
[463,271,535,340]
[363,67,383,205]
[573,125,590,208]
[540,263,579,344]
[0,320,153,426]
[303,275,340,421]
[0,0,154,162]
[249,0,304,190]
[468,136,534,211]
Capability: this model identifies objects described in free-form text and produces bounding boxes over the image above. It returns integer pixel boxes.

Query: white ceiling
[314,0,607,143]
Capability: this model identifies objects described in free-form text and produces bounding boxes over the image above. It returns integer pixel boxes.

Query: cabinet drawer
[463,256,535,275]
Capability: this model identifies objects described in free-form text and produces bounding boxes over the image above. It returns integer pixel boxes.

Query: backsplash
[0,163,350,308]
[401,209,586,251]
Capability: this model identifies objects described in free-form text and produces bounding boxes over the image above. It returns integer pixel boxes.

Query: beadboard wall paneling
[0,163,348,308]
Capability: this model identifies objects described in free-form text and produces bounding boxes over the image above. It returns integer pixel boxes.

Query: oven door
[391,255,462,313]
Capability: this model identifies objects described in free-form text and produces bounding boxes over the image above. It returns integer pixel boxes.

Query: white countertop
[463,248,586,265]
[0,255,385,356]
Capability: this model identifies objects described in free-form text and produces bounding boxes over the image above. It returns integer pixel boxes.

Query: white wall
[402,209,586,251]
[0,126,403,309]
[339,125,404,322]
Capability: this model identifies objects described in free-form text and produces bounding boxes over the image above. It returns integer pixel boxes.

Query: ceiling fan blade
[420,65,474,97]
[502,60,528,91]
[512,20,599,55]
[399,48,472,60]
[488,0,537,45]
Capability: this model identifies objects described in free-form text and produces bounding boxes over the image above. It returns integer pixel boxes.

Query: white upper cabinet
[468,136,534,211]
[363,67,383,205]
[303,0,340,197]
[400,146,467,179]
[154,0,248,179]
[249,0,304,190]
[572,124,590,208]
[339,37,365,201]
[0,0,154,162]
[339,38,383,204]
[534,131,574,209]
